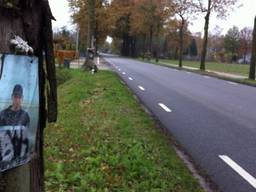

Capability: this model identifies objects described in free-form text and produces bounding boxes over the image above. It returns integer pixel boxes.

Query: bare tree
[173,0,197,68]
[196,0,240,70]
[239,27,252,64]
[249,16,256,80]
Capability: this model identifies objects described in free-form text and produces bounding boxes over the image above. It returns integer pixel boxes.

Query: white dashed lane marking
[138,86,145,91]
[219,155,256,189]
[158,103,172,113]
[228,82,238,85]
[122,72,126,75]
[128,77,133,81]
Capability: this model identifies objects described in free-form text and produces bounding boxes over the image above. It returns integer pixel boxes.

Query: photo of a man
[0,84,30,162]
[0,84,30,126]
[0,54,39,172]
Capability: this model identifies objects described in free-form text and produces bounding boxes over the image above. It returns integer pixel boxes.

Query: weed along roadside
[44,69,204,191]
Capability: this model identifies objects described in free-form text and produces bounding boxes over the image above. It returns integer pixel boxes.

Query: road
[103,55,256,192]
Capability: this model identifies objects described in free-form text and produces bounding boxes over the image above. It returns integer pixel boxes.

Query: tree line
[66,0,256,79]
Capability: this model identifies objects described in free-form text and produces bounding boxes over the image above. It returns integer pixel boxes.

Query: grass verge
[158,59,249,77]
[44,69,204,192]
[137,58,256,86]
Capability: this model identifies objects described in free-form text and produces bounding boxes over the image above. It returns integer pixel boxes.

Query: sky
[48,0,256,35]
[49,0,74,31]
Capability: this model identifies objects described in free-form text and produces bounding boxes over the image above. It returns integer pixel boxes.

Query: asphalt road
[103,55,256,192]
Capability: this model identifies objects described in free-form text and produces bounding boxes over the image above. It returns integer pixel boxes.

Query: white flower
[10,35,34,55]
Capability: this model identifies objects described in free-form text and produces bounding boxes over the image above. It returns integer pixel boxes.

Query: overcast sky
[49,0,256,35]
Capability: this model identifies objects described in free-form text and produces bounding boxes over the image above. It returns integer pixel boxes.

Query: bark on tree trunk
[131,36,136,58]
[87,0,95,49]
[149,27,153,56]
[0,1,57,191]
[142,34,146,60]
[200,11,210,71]
[249,16,256,80]
[179,18,185,68]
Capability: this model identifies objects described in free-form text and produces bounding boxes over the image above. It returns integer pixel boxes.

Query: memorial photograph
[0,54,39,172]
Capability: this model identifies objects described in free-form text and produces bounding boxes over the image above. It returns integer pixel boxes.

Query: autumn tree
[239,27,252,64]
[131,0,173,61]
[189,38,198,57]
[206,26,223,61]
[106,0,135,56]
[53,27,76,50]
[224,26,240,62]
[249,16,256,80]
[68,0,109,52]
[172,0,197,67]
[196,0,240,70]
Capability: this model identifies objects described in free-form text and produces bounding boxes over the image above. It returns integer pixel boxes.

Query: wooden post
[249,16,256,80]
[0,1,57,191]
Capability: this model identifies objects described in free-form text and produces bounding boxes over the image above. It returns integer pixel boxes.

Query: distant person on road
[0,84,30,126]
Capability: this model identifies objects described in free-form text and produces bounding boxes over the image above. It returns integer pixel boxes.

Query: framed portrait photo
[0,54,39,172]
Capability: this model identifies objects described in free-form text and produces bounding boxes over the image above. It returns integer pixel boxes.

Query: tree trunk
[249,16,256,80]
[87,0,95,49]
[179,18,185,68]
[142,34,146,60]
[0,1,57,191]
[121,33,130,56]
[131,36,136,58]
[200,11,211,71]
[148,26,153,60]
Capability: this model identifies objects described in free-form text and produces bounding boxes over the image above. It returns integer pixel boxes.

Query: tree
[172,0,196,67]
[53,27,76,50]
[239,27,252,64]
[68,0,109,53]
[130,0,170,60]
[189,38,198,57]
[106,0,135,56]
[207,26,225,62]
[196,0,240,70]
[0,1,57,192]
[224,26,240,62]
[249,16,256,80]
[87,0,95,49]
[164,20,190,59]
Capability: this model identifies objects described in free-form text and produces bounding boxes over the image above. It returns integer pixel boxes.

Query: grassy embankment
[159,59,249,76]
[44,69,204,192]
[138,58,256,86]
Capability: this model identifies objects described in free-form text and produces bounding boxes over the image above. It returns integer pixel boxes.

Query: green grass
[138,58,249,77]
[137,58,256,86]
[44,69,204,192]
[159,59,249,76]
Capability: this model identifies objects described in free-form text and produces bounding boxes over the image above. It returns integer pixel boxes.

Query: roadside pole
[0,1,57,191]
[249,16,256,80]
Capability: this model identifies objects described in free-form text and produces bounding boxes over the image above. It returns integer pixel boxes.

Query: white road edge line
[138,86,145,91]
[158,103,172,113]
[128,77,133,81]
[219,155,256,189]
[186,71,191,74]
[228,82,238,85]
[203,76,211,79]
